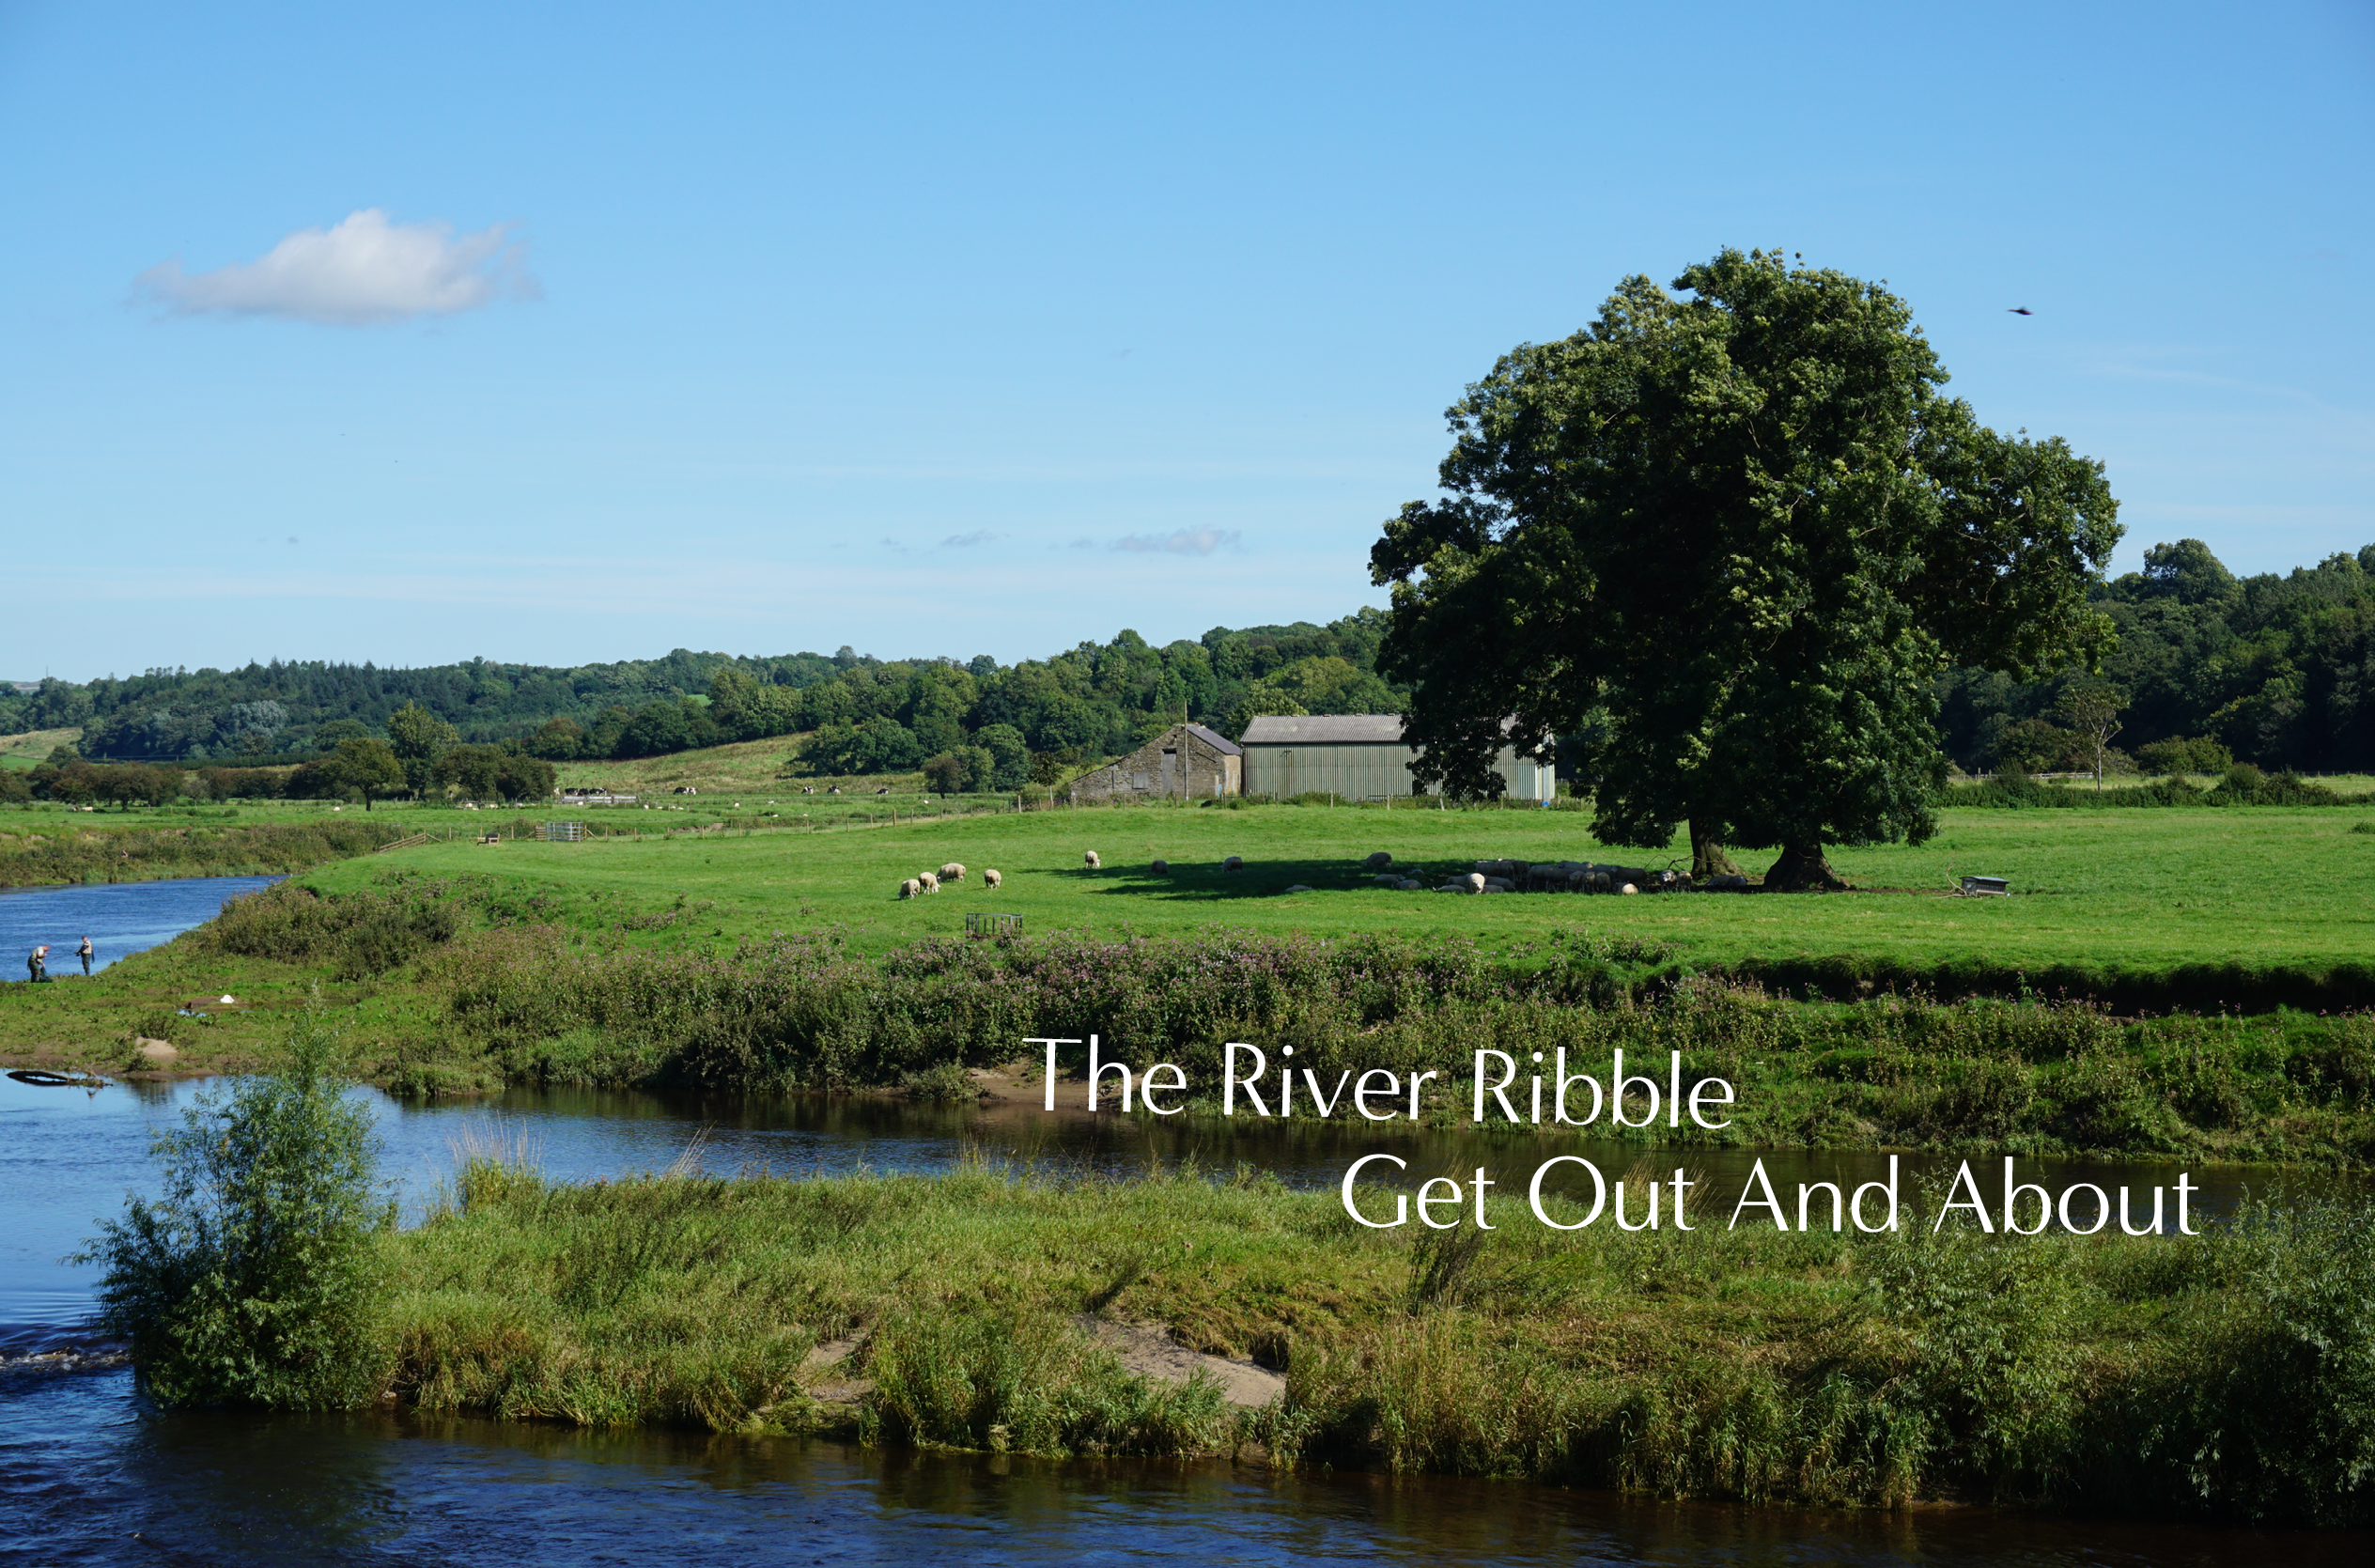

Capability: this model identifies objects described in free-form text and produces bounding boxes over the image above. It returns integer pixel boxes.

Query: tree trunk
[1763,842,1848,892]
[1689,818,1742,880]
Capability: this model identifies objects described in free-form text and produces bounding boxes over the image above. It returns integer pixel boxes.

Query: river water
[0,875,278,982]
[4,878,2367,1563]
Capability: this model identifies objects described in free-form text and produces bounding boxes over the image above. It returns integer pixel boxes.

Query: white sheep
[1363,851,1393,870]
[1083,850,1101,869]
[917,871,940,893]
[1222,855,1243,872]
[898,878,922,899]
[1151,858,1170,874]
[939,862,966,882]
[983,868,1002,888]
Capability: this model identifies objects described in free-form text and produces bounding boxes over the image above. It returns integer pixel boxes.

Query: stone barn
[1067,723,1242,802]
[1238,714,1554,801]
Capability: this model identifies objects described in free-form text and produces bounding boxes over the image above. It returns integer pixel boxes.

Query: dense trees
[23,616,1401,779]
[13,531,2363,796]
[1939,541,2375,776]
[1372,250,2121,886]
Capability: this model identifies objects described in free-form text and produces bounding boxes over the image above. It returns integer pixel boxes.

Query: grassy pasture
[296,800,2375,974]
[551,733,940,800]
[0,726,83,768]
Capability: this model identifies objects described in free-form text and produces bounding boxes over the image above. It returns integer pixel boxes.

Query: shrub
[78,1006,393,1408]
[210,875,469,977]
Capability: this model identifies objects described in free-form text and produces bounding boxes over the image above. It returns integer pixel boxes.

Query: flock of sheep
[897,862,1002,898]
[894,849,1689,900]
[1374,854,1687,895]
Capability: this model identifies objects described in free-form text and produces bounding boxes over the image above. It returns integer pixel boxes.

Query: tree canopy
[1371,249,2122,887]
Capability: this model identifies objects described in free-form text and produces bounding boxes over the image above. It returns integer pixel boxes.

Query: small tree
[387,703,458,800]
[323,737,405,810]
[2057,683,2127,792]
[78,1008,390,1408]
[1993,718,2077,779]
[921,751,967,794]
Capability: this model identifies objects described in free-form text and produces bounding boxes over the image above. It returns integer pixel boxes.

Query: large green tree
[322,737,406,811]
[1371,249,2122,888]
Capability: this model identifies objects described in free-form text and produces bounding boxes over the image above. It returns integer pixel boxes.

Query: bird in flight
[2008,307,2033,315]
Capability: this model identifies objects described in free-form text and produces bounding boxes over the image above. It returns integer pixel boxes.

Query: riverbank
[6,876,2372,1165]
[0,817,414,889]
[384,1157,2375,1525]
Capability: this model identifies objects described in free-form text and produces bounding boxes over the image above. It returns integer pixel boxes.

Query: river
[3,877,2366,1563]
[0,875,278,982]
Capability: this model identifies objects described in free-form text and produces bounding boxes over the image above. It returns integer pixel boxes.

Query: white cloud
[1111,528,1240,556]
[136,209,536,326]
[940,529,1001,548]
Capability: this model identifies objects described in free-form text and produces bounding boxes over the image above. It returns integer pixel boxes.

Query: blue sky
[3,1,2369,679]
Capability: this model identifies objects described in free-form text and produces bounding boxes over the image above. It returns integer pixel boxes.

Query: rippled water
[7,1070,2366,1563]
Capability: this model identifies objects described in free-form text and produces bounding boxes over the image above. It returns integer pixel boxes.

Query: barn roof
[1180,722,1241,755]
[1238,714,1407,745]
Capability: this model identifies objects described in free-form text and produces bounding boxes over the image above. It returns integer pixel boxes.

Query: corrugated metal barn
[1236,714,1554,800]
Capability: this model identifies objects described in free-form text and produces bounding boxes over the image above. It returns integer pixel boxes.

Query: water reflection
[8,1394,2367,1567]
[7,1071,2351,1335]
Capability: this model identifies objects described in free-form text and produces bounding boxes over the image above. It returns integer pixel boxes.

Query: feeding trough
[1959,875,2010,897]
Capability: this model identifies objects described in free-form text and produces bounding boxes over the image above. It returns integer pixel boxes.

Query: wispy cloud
[1111,528,1240,556]
[940,529,1001,548]
[136,209,536,326]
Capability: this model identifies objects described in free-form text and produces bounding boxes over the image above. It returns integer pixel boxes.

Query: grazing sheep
[1372,873,1399,887]
[1466,872,1487,893]
[983,868,1002,888]
[1151,859,1169,874]
[828,785,843,795]
[939,862,966,881]
[1397,878,1423,892]
[1363,851,1393,870]
[1619,882,1638,895]
[1222,855,1243,872]
[898,878,922,899]
[917,871,940,893]
[1282,884,1313,894]
[1083,850,1101,869]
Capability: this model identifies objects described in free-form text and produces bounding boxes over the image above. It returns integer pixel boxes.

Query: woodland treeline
[7,539,2370,779]
[15,615,1400,774]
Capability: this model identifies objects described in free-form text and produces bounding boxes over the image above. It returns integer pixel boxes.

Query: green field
[0,727,82,769]
[294,800,2375,974]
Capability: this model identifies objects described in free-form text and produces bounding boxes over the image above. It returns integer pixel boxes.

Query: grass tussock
[381,1154,2375,1525]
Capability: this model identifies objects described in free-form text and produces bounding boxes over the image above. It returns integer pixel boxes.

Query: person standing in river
[78,936,93,976]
